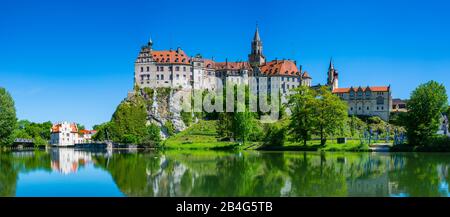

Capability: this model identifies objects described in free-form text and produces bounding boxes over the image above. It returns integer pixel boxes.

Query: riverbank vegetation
[92,92,162,147]
[0,87,17,147]
[12,120,52,147]
[91,84,412,152]
[85,81,447,152]
[393,81,450,151]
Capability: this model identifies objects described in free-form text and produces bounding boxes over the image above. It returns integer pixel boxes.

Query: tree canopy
[0,87,17,146]
[405,81,448,146]
[288,86,348,146]
[288,85,317,146]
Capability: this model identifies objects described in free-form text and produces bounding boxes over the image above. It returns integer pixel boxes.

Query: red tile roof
[302,71,312,79]
[332,86,390,94]
[79,130,97,135]
[260,60,300,76]
[203,59,215,69]
[151,49,191,65]
[215,61,252,71]
[51,123,78,133]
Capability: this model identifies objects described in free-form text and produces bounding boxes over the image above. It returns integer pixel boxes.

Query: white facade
[50,122,79,147]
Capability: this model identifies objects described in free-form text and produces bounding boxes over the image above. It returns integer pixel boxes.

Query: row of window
[281,77,301,82]
[350,106,385,111]
[141,73,193,81]
[140,66,192,72]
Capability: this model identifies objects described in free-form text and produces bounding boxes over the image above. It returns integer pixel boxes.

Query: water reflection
[50,149,94,174]
[2,149,450,197]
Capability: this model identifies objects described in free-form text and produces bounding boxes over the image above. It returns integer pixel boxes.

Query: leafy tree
[217,112,233,139]
[389,112,408,127]
[288,86,317,146]
[121,134,140,144]
[215,84,259,144]
[111,96,148,144]
[92,122,115,141]
[141,124,162,147]
[263,121,287,146]
[0,87,17,146]
[405,81,448,146]
[314,86,348,146]
[33,136,47,147]
[232,105,257,145]
[348,115,367,138]
[77,124,85,131]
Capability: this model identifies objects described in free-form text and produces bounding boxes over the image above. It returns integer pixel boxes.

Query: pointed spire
[148,36,153,46]
[253,23,261,41]
[329,57,334,70]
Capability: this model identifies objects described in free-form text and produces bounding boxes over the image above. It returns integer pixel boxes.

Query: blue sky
[1,0,449,128]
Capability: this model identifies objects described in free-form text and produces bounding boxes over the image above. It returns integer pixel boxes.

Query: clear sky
[1,0,449,128]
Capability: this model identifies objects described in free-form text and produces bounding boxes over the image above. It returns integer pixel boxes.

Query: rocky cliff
[128,87,191,139]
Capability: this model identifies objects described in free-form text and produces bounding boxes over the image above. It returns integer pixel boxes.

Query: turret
[248,24,266,67]
[327,58,339,90]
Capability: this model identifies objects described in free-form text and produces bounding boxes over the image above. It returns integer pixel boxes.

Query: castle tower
[248,25,266,67]
[327,58,339,90]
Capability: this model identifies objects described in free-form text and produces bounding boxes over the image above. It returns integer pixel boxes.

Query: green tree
[263,121,287,147]
[92,122,115,141]
[142,124,162,147]
[405,81,448,146]
[111,96,148,144]
[232,105,257,145]
[288,86,317,146]
[348,115,367,138]
[33,136,47,147]
[0,87,17,146]
[315,86,348,146]
[217,112,233,139]
[77,124,85,131]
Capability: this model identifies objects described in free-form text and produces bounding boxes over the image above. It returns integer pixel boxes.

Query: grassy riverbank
[163,120,372,151]
[163,120,242,150]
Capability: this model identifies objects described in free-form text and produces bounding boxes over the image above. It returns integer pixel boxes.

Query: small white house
[78,130,97,144]
[50,122,79,146]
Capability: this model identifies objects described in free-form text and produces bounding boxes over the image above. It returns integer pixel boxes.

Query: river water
[1,148,450,197]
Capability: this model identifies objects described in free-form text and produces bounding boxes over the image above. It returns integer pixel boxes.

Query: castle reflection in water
[4,150,450,197]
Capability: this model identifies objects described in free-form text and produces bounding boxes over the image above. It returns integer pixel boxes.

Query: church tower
[248,25,266,67]
[327,58,339,90]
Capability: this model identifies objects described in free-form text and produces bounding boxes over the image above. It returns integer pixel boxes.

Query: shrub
[263,123,286,147]
[141,124,161,147]
[164,120,175,136]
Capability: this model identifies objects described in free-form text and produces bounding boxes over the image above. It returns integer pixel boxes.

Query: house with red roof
[50,122,79,146]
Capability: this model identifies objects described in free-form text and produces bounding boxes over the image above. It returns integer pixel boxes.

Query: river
[1,148,450,197]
